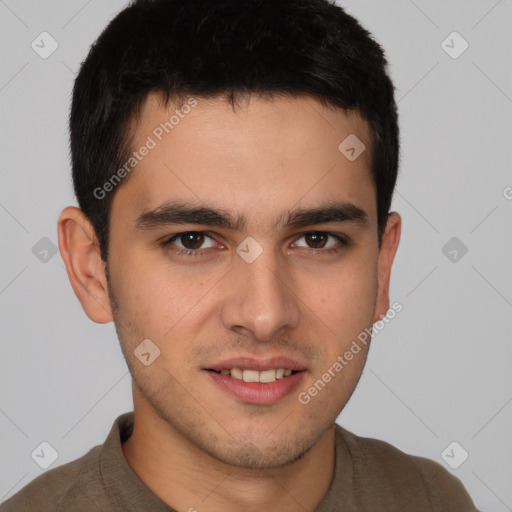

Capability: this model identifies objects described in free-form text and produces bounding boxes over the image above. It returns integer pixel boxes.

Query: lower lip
[203,370,306,405]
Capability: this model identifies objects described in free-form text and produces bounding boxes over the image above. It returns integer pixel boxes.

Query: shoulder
[0,444,105,512]
[335,425,479,511]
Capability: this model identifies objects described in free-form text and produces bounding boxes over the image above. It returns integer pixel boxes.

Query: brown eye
[180,232,205,250]
[304,232,328,249]
[162,231,217,254]
[162,230,347,258]
[293,232,349,254]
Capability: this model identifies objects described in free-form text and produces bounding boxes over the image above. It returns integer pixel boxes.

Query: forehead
[112,93,376,229]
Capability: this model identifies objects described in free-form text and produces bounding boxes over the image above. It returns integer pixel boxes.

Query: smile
[207,368,298,383]
[204,368,306,405]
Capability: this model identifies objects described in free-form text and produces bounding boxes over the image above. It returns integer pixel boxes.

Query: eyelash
[161,231,350,257]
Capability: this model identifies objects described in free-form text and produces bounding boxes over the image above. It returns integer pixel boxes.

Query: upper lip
[204,356,307,372]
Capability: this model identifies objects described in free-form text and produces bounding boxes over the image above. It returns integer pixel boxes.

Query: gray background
[1,0,511,510]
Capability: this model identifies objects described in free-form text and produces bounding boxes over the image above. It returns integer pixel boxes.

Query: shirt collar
[99,411,176,512]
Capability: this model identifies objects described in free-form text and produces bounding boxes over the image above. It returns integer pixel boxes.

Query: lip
[204,368,306,405]
[203,356,307,372]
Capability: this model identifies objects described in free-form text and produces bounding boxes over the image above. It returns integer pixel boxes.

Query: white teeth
[259,369,276,383]
[231,368,243,380]
[219,368,296,383]
[242,369,260,383]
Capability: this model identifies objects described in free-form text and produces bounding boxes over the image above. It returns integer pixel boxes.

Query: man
[1,0,478,511]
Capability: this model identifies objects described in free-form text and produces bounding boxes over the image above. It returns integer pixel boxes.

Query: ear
[57,206,113,323]
[373,212,401,323]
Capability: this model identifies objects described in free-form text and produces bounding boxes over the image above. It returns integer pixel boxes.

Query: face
[102,93,397,469]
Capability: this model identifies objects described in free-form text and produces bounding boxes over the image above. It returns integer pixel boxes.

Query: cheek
[306,256,379,337]
[112,252,222,341]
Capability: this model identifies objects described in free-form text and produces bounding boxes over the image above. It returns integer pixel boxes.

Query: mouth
[205,367,301,383]
[202,357,307,405]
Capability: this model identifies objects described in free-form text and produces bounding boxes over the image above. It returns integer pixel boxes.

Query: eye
[292,232,349,253]
[162,231,219,256]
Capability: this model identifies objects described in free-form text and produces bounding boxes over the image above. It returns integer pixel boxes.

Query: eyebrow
[134,200,369,232]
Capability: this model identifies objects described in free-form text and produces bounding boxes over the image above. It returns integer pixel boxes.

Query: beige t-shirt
[0,412,478,512]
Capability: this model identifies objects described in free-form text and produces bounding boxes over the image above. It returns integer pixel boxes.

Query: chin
[203,432,316,470]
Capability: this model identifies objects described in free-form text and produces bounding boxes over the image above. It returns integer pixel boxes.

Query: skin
[58,93,401,512]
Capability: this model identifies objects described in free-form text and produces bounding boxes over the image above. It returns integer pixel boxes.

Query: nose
[220,242,301,343]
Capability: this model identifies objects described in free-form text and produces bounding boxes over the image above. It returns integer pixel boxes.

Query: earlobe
[57,206,113,324]
[373,212,401,323]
